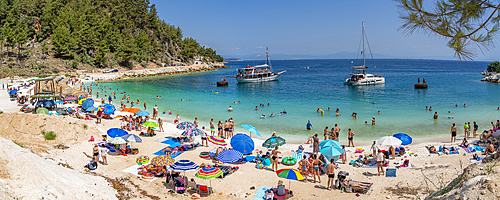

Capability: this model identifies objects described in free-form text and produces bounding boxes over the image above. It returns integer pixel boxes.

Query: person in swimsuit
[334,124,341,138]
[312,134,319,155]
[464,122,470,139]
[218,121,223,137]
[223,120,229,138]
[158,118,164,132]
[312,154,322,183]
[433,112,438,119]
[342,179,372,189]
[451,123,457,143]
[299,157,309,182]
[271,147,281,172]
[93,144,99,162]
[210,119,215,136]
[323,126,329,140]
[327,159,337,190]
[347,128,354,147]
[486,141,496,156]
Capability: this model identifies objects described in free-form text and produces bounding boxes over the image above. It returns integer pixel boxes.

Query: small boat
[414,83,428,89]
[217,81,228,86]
[236,47,286,83]
[344,22,385,86]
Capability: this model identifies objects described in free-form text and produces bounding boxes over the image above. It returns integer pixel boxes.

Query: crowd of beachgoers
[3,74,500,199]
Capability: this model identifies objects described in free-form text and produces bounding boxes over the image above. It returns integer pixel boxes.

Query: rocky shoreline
[92,62,226,81]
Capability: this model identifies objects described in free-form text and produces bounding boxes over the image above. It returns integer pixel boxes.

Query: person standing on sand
[306,120,313,130]
[376,149,384,176]
[299,157,309,182]
[370,141,377,156]
[341,145,347,164]
[93,144,99,162]
[323,126,329,140]
[327,159,337,190]
[158,118,164,132]
[347,129,355,147]
[210,119,215,136]
[218,121,223,137]
[100,144,108,165]
[312,154,322,183]
[144,101,147,110]
[473,122,478,138]
[200,126,208,147]
[464,122,470,139]
[271,146,281,172]
[313,134,319,155]
[451,123,457,143]
[229,118,234,138]
[224,120,229,138]
[334,124,341,138]
[194,118,198,128]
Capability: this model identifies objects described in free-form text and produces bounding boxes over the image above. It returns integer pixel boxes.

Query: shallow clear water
[89,59,500,142]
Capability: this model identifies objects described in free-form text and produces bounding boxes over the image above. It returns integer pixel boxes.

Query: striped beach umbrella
[181,128,202,137]
[170,160,199,172]
[196,167,223,180]
[276,168,304,193]
[216,149,243,163]
[176,122,196,130]
[208,136,227,146]
[151,155,175,166]
[262,136,286,148]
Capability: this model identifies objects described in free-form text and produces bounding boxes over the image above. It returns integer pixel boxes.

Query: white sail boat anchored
[344,22,385,86]
[236,48,286,83]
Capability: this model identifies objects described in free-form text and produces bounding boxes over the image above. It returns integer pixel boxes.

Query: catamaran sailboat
[344,22,385,86]
[236,48,286,83]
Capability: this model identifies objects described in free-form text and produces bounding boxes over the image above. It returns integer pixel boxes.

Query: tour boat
[236,48,286,83]
[344,22,385,86]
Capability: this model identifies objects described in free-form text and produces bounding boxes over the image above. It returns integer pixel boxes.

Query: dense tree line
[0,0,223,68]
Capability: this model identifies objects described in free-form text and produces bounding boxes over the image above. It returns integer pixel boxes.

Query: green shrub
[52,67,60,74]
[43,130,57,140]
[83,124,88,129]
[7,58,13,61]
[487,61,500,72]
[140,62,147,68]
[72,60,78,69]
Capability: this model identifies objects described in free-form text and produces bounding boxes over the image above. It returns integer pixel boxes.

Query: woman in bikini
[312,154,322,183]
[271,147,281,171]
[299,157,309,182]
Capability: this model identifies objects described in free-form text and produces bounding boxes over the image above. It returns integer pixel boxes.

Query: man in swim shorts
[210,119,215,136]
[433,112,438,119]
[334,124,341,138]
[93,144,99,162]
[224,120,229,138]
[376,149,384,176]
[306,120,313,130]
[347,128,354,147]
[451,123,457,143]
[327,159,337,190]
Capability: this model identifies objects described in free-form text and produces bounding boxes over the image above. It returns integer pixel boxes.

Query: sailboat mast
[362,22,366,74]
[266,47,269,65]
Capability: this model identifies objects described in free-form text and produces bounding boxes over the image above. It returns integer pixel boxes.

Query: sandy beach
[0,74,495,200]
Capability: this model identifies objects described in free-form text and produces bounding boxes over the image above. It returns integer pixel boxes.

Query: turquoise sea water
[90,59,500,143]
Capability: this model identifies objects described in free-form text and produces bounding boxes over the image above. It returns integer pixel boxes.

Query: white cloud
[235,47,240,50]
[256,46,263,48]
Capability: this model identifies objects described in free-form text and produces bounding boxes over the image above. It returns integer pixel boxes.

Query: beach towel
[153,149,183,158]
[122,163,157,182]
[386,169,397,177]
[468,157,483,164]
[461,146,476,153]
[475,146,485,152]
[253,186,273,200]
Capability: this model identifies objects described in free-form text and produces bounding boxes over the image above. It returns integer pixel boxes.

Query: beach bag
[87,161,97,170]
[403,160,409,167]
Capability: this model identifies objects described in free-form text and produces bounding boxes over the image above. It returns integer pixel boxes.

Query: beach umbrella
[262,136,286,148]
[62,104,77,107]
[53,108,68,115]
[99,104,116,115]
[176,122,196,130]
[108,137,127,144]
[196,166,223,188]
[121,134,142,143]
[86,106,100,112]
[240,124,262,137]
[319,140,342,148]
[81,99,94,109]
[170,160,199,172]
[36,107,49,114]
[181,128,203,137]
[114,111,134,116]
[216,149,243,163]
[142,121,159,128]
[150,155,175,166]
[208,136,227,146]
[377,136,403,147]
[320,145,344,161]
[107,128,128,138]
[393,133,412,145]
[78,98,87,104]
[135,111,150,116]
[63,96,78,101]
[276,168,305,193]
[8,89,18,95]
[230,133,255,154]
[122,108,141,113]
[54,100,65,104]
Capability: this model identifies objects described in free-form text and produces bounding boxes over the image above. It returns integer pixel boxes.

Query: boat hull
[344,77,385,86]
[237,73,282,83]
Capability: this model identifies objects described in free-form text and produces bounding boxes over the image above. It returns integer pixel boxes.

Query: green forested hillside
[0,0,223,69]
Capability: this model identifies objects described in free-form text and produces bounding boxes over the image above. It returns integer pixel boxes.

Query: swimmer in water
[425,106,428,110]
[372,102,376,104]
[228,106,233,111]
[181,99,185,101]
[283,109,287,114]
[433,112,438,119]
[261,114,266,119]
[429,107,433,111]
[271,113,274,117]
[255,106,259,110]
[441,117,454,119]
[336,111,340,116]
[163,110,166,114]
[377,111,381,115]
[463,104,466,107]
[448,111,453,113]
[327,107,331,111]
[169,110,172,115]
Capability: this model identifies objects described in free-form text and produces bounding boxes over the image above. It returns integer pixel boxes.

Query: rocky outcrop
[93,63,226,81]
[481,73,500,82]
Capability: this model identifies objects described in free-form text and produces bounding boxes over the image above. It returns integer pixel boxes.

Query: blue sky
[152,0,499,61]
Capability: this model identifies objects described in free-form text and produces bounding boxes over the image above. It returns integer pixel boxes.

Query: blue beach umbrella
[121,134,142,143]
[241,124,262,137]
[41,100,55,108]
[107,128,128,138]
[319,140,342,148]
[393,133,412,145]
[9,89,18,95]
[170,160,199,172]
[230,133,255,154]
[320,145,344,161]
[55,100,65,104]
[216,149,243,163]
[81,99,94,110]
[86,106,100,112]
[99,104,116,115]
[135,111,150,116]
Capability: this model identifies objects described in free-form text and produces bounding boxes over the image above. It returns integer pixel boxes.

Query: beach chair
[196,185,213,197]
